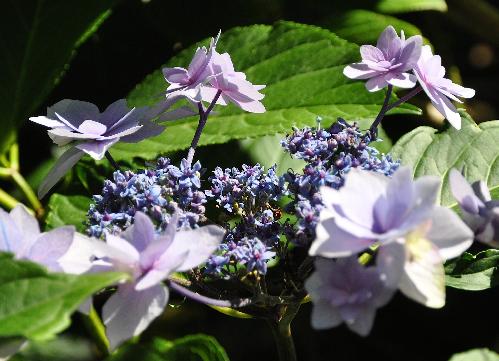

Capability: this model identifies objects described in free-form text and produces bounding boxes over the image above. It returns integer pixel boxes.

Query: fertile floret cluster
[87,157,206,237]
[205,164,286,276]
[281,118,400,245]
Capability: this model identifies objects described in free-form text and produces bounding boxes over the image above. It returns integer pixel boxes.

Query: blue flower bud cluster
[87,157,206,237]
[204,164,286,276]
[281,118,400,245]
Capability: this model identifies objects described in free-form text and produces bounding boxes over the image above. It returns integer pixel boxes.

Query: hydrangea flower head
[30,99,165,198]
[449,169,499,246]
[310,167,473,308]
[414,46,475,129]
[305,257,394,336]
[344,26,422,92]
[0,204,75,272]
[91,212,224,349]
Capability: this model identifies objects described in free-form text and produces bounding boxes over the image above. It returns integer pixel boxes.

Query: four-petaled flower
[30,99,165,198]
[414,45,475,129]
[89,212,224,349]
[310,167,473,308]
[344,26,422,92]
[305,256,394,336]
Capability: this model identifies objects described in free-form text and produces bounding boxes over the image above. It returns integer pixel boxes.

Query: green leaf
[375,0,447,13]
[45,194,91,232]
[0,0,118,152]
[0,253,125,341]
[9,336,93,361]
[111,21,419,161]
[448,348,499,361]
[322,9,427,45]
[445,249,499,291]
[391,112,499,207]
[107,335,230,361]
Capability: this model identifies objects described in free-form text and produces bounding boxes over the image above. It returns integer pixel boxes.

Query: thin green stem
[11,171,43,217]
[82,306,110,357]
[0,188,20,210]
[9,144,19,171]
[267,303,301,361]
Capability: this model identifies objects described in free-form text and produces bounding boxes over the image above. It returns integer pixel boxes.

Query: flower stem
[82,305,110,357]
[0,187,20,210]
[11,171,44,217]
[186,90,223,165]
[168,280,253,308]
[369,85,393,138]
[105,151,121,172]
[385,86,423,112]
[267,303,301,361]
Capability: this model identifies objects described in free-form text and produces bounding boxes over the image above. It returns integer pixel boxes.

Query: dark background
[18,0,499,360]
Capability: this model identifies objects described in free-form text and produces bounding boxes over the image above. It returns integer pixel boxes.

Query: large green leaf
[111,21,419,161]
[375,0,447,13]
[445,249,499,291]
[45,194,91,232]
[107,335,229,361]
[391,112,499,206]
[322,9,426,45]
[0,0,117,152]
[0,253,125,341]
[449,348,499,361]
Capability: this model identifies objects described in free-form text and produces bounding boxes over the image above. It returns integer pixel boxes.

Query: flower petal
[38,147,85,199]
[103,283,168,350]
[385,72,417,89]
[343,63,378,80]
[365,75,388,92]
[0,208,23,254]
[26,226,75,272]
[10,205,40,239]
[48,100,101,129]
[29,116,65,128]
[75,138,119,160]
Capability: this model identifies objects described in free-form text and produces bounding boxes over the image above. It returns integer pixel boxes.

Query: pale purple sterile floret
[163,33,219,101]
[200,50,266,113]
[305,257,394,336]
[310,167,473,309]
[344,26,422,92]
[88,212,224,349]
[0,204,75,272]
[414,46,475,129]
[449,169,499,246]
[30,99,165,199]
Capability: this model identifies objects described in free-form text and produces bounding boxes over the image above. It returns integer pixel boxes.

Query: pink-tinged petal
[163,67,189,85]
[427,207,473,260]
[48,100,100,129]
[0,208,24,254]
[429,91,461,129]
[26,226,75,272]
[103,283,168,350]
[200,86,228,105]
[360,45,385,62]
[29,116,65,128]
[188,47,210,82]
[158,224,225,272]
[385,72,417,89]
[309,217,374,258]
[398,35,422,70]
[419,45,434,63]
[425,55,443,79]
[343,63,378,80]
[135,252,187,291]
[78,120,107,136]
[10,205,40,239]
[38,147,85,199]
[227,96,266,113]
[376,26,398,55]
[449,169,483,213]
[75,138,119,160]
[139,212,179,271]
[365,75,388,92]
[446,82,475,99]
